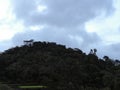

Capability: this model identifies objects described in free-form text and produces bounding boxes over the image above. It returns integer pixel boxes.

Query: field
[19,85,47,89]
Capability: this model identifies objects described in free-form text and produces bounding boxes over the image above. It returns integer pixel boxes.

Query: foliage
[0,41,120,90]
[0,83,14,90]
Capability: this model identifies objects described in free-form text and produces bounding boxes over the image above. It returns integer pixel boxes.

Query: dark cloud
[12,26,101,50]
[11,0,114,27]
[11,0,115,58]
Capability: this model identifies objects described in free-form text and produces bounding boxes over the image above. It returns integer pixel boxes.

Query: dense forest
[0,41,120,90]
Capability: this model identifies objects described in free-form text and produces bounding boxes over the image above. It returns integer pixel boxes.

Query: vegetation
[0,41,120,90]
[19,85,47,89]
[0,83,14,90]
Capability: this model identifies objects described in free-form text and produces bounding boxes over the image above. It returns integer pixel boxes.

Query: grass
[0,83,14,90]
[19,85,47,89]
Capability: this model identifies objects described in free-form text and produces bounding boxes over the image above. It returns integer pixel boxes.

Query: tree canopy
[0,41,120,90]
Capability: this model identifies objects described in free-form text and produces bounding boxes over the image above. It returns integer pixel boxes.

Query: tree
[103,56,109,61]
[93,48,97,55]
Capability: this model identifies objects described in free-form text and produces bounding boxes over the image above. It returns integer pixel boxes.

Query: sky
[0,0,120,59]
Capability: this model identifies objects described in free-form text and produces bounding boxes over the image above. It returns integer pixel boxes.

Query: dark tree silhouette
[0,41,119,90]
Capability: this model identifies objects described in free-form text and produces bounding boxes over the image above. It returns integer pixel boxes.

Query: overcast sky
[0,0,120,59]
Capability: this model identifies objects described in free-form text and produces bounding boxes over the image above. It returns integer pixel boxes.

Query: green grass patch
[19,85,47,89]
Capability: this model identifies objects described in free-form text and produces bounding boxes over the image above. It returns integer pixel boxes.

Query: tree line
[0,41,120,90]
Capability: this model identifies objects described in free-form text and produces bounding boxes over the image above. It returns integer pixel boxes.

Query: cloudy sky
[0,0,120,59]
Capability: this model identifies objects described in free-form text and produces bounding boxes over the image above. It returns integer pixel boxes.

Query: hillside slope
[0,41,120,90]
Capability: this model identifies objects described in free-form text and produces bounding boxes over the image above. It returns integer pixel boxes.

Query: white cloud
[36,5,47,13]
[11,0,114,27]
[0,0,25,42]
[29,25,44,31]
[0,0,10,20]
[85,0,120,45]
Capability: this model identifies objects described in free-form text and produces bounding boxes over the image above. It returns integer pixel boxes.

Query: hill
[0,41,120,90]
